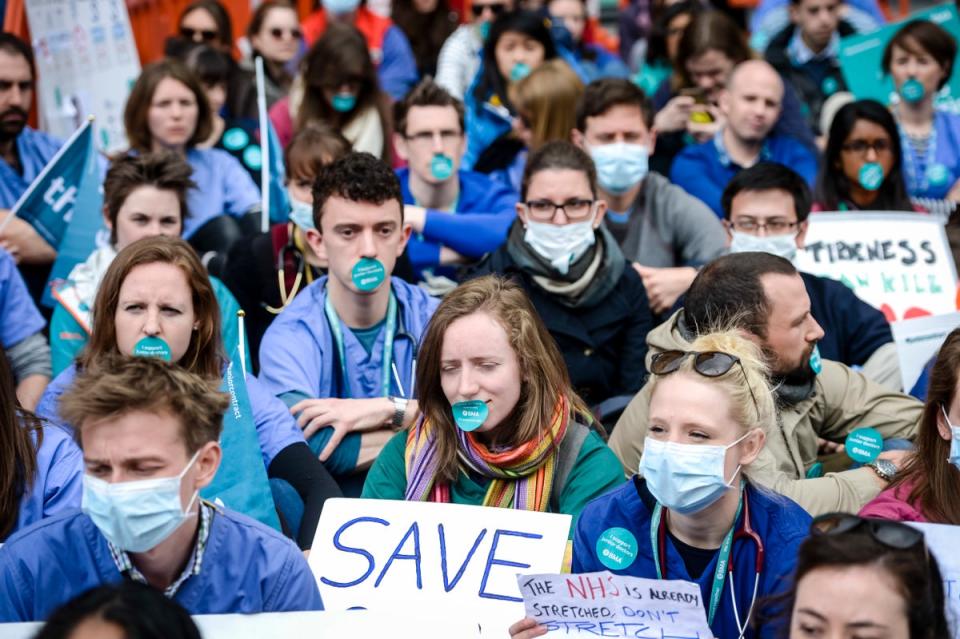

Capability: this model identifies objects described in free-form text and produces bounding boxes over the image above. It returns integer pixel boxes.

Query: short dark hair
[394,78,465,136]
[103,151,196,245]
[35,581,201,639]
[882,20,956,90]
[0,32,34,77]
[576,78,654,131]
[284,122,351,180]
[312,152,404,229]
[721,162,812,222]
[685,252,798,339]
[178,43,232,88]
[178,0,234,50]
[520,140,597,201]
[676,11,752,89]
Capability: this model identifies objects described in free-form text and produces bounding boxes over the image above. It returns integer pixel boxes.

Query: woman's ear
[739,428,766,466]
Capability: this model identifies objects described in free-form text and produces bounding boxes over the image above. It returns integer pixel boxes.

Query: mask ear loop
[178,449,204,517]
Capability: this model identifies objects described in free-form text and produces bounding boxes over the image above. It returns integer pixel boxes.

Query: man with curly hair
[258,153,439,485]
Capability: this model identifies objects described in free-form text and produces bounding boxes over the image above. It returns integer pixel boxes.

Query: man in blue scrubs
[0,357,322,621]
[0,34,59,270]
[258,152,439,483]
[393,79,517,284]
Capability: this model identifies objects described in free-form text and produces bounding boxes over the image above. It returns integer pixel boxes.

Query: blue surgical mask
[322,0,361,15]
[289,197,316,231]
[729,230,797,262]
[523,217,596,275]
[331,92,357,113]
[639,433,749,515]
[82,451,200,553]
[589,143,649,194]
[941,405,960,470]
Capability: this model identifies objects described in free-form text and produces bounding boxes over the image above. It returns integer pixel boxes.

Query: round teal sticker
[430,153,454,181]
[451,400,489,432]
[596,527,637,570]
[331,92,357,113]
[132,336,172,361]
[821,76,839,96]
[899,78,925,103]
[858,162,884,191]
[927,163,950,186]
[222,127,249,151]
[510,62,532,83]
[845,427,883,464]
[351,257,386,292]
[243,145,262,171]
[809,344,822,375]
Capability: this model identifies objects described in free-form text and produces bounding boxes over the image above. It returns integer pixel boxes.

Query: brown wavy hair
[415,275,589,483]
[80,236,223,379]
[892,327,960,523]
[124,59,213,153]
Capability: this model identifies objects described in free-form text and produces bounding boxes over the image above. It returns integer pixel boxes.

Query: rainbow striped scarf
[404,396,569,511]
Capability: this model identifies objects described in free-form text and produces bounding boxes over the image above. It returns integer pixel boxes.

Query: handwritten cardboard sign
[795,212,959,322]
[517,571,713,638]
[309,498,571,637]
[891,312,960,393]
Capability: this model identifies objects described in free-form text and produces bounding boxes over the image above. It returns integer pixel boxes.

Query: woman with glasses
[245,0,302,108]
[469,141,653,413]
[362,274,624,531]
[771,514,948,639]
[269,23,391,161]
[813,100,916,212]
[513,329,812,639]
[860,327,960,524]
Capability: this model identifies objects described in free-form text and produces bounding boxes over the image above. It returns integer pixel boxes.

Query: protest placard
[309,498,571,638]
[891,312,960,392]
[794,212,959,322]
[26,0,140,152]
[839,4,960,113]
[909,523,960,637]
[516,571,713,638]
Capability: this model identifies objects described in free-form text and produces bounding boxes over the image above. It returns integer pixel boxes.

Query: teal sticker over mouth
[596,527,638,570]
[132,336,172,361]
[809,344,822,375]
[430,153,454,181]
[509,62,531,82]
[351,258,386,292]
[845,427,883,464]
[331,92,357,113]
[858,162,884,191]
[899,78,925,103]
[451,400,489,432]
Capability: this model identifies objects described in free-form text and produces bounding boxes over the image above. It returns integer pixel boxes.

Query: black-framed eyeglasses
[841,139,892,156]
[650,350,760,420]
[471,2,508,17]
[269,27,303,40]
[180,27,219,43]
[811,514,926,550]
[523,198,595,221]
[729,218,799,234]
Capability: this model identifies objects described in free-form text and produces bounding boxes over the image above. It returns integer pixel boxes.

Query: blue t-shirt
[182,148,261,238]
[0,127,62,209]
[0,248,45,349]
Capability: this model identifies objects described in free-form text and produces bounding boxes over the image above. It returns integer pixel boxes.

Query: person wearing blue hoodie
[394,79,517,284]
[258,153,439,484]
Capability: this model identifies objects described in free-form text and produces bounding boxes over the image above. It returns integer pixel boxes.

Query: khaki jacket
[608,310,922,515]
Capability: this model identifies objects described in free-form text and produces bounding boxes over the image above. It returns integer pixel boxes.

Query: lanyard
[323,286,397,398]
[898,119,938,195]
[650,490,744,626]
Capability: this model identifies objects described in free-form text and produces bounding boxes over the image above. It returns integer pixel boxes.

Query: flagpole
[0,116,94,236]
[237,310,247,378]
[255,57,270,234]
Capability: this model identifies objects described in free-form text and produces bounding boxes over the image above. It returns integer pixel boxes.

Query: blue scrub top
[182,147,261,239]
[37,364,302,469]
[11,424,82,540]
[0,508,323,621]
[0,248,45,348]
[900,110,960,201]
[573,478,811,639]
[0,127,62,209]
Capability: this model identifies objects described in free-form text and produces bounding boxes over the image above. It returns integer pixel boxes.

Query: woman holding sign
[38,236,341,550]
[528,331,811,639]
[362,275,624,526]
[860,327,960,524]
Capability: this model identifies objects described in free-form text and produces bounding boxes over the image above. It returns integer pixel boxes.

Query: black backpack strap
[550,420,590,513]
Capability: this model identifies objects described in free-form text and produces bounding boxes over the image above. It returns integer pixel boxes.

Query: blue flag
[201,348,282,531]
[265,119,291,224]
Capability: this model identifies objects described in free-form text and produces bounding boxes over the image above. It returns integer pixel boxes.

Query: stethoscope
[652,488,765,639]
[266,224,316,315]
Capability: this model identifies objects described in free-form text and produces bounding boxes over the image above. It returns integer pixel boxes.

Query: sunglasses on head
[471,2,507,17]
[811,514,925,550]
[269,27,303,40]
[650,350,761,420]
[180,27,219,42]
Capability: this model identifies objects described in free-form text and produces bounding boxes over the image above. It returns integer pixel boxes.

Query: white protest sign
[891,312,960,393]
[909,523,960,638]
[795,212,959,322]
[517,571,713,638]
[26,0,141,152]
[309,498,571,638]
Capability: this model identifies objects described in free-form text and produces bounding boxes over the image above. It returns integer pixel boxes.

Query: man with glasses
[723,162,898,389]
[609,249,921,516]
[469,140,653,417]
[393,79,517,286]
[435,0,514,100]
